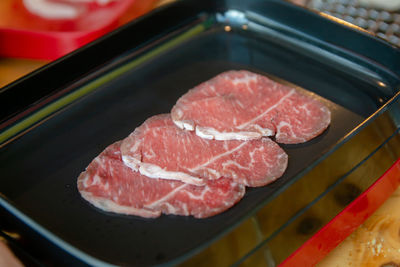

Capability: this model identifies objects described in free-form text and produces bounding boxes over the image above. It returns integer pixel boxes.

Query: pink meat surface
[171,70,331,144]
[120,114,288,187]
[77,141,245,218]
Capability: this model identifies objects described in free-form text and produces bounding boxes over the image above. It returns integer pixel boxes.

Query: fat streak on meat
[120,114,288,187]
[78,142,245,218]
[171,70,331,144]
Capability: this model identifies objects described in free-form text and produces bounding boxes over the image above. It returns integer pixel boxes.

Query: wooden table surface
[0,58,47,88]
[317,186,400,267]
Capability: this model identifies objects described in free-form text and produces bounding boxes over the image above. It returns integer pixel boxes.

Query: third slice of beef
[120,114,288,187]
[78,141,245,218]
[171,70,331,144]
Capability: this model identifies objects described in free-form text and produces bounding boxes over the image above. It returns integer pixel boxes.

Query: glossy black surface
[0,205,88,267]
[1,0,400,266]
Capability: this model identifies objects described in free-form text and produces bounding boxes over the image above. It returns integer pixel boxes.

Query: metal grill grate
[307,0,400,46]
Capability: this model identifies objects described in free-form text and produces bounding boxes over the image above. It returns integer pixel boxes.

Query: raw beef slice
[171,70,331,144]
[78,141,245,218]
[120,114,288,187]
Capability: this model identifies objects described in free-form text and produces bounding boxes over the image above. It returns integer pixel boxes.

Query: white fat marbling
[195,126,262,141]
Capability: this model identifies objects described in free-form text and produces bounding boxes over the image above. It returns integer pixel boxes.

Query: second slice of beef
[120,114,288,187]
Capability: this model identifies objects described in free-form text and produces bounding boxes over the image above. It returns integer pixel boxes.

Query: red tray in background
[0,0,157,60]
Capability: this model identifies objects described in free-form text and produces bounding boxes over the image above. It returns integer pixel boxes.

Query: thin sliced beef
[120,114,288,187]
[171,70,331,144]
[78,142,245,218]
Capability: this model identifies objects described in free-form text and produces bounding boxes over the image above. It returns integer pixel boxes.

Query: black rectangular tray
[1,0,400,266]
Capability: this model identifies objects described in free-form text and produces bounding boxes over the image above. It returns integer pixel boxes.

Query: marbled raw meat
[77,141,245,218]
[120,114,288,187]
[171,70,331,144]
